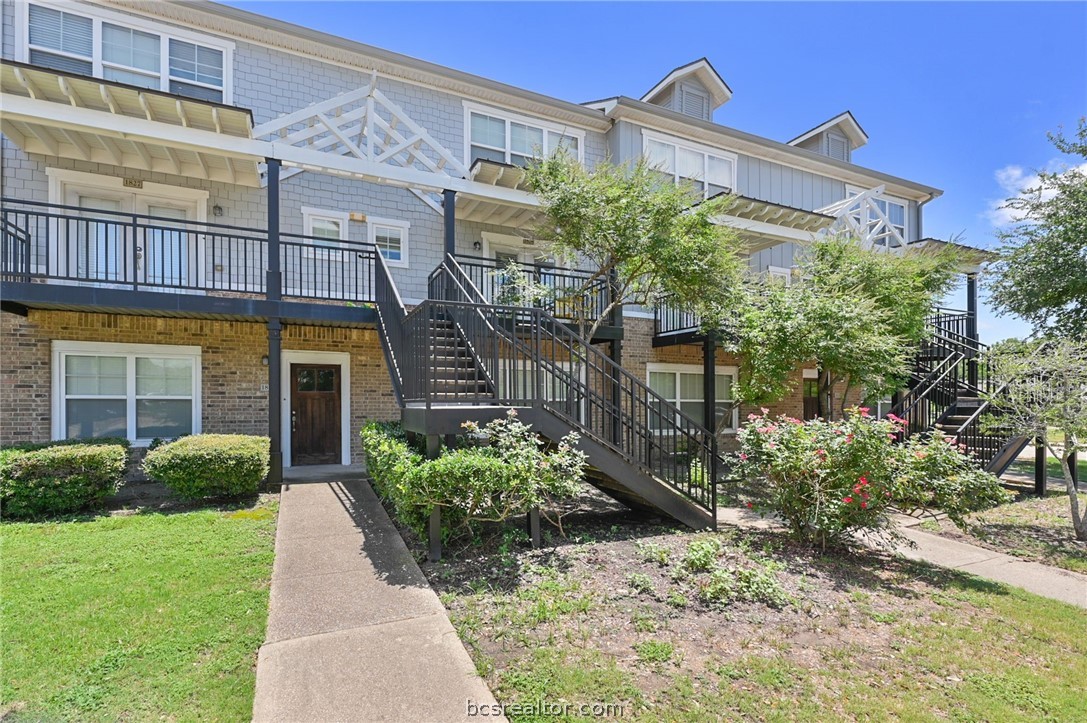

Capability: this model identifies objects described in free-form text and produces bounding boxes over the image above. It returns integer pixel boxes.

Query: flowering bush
[733,408,1009,548]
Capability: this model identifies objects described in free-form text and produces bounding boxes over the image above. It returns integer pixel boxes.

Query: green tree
[986,338,1087,541]
[521,151,746,342]
[728,235,960,419]
[988,119,1087,339]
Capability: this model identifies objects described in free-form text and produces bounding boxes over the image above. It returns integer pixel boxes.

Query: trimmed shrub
[360,410,586,538]
[1,442,127,518]
[733,408,1009,548]
[143,434,269,500]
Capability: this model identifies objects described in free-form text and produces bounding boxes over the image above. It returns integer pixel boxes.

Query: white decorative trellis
[818,185,907,252]
[252,77,470,213]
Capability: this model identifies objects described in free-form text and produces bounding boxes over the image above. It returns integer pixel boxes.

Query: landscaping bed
[920,490,1087,574]
[0,495,278,721]
[396,489,1087,722]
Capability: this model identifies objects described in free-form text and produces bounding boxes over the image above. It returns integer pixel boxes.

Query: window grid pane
[375,227,403,262]
[102,23,160,73]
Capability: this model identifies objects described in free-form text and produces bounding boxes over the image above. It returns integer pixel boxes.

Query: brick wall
[0,311,398,462]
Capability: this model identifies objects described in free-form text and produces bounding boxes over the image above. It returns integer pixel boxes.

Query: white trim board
[280,349,352,467]
[50,339,203,445]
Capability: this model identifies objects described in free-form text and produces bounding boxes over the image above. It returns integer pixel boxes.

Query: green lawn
[1,498,277,721]
[1007,455,1087,482]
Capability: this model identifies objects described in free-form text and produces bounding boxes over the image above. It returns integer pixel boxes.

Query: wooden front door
[290,364,342,465]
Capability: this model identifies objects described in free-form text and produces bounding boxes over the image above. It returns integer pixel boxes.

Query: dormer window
[826,132,849,161]
[22,2,233,102]
[644,131,736,198]
[679,85,708,120]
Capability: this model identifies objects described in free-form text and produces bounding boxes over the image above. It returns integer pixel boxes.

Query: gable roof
[788,111,868,149]
[640,58,732,109]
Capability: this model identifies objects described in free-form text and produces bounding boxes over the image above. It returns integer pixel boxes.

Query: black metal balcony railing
[0,199,379,303]
[454,254,612,325]
[654,297,701,337]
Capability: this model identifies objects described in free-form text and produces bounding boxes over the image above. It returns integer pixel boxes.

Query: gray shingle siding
[2,0,921,292]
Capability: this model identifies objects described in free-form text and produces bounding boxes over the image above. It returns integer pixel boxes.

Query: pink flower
[760,407,770,415]
[859,475,868,485]
[858,407,871,417]
[746,501,754,509]
[738,453,748,461]
[844,496,853,503]
[914,451,926,460]
[748,413,758,421]
[887,433,896,441]
[860,502,868,509]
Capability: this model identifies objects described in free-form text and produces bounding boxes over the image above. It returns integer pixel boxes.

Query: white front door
[58,182,201,289]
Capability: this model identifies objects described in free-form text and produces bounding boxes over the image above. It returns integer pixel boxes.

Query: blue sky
[226,1,1086,342]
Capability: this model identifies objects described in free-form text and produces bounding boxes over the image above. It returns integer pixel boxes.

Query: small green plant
[698,568,736,607]
[0,441,128,518]
[633,639,674,664]
[631,611,657,633]
[734,563,789,608]
[143,434,268,500]
[666,590,689,608]
[627,572,655,595]
[682,537,721,572]
[636,540,671,566]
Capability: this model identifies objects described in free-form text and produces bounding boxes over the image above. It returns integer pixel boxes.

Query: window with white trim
[302,207,348,249]
[367,217,409,267]
[647,363,738,432]
[644,132,736,199]
[54,342,200,443]
[826,132,849,161]
[766,266,793,285]
[847,186,908,245]
[24,2,231,102]
[467,104,582,167]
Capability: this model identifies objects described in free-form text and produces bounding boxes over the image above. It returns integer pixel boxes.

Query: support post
[426,434,442,561]
[443,189,456,257]
[526,507,541,549]
[265,157,283,487]
[1035,439,1047,498]
[966,272,979,388]
[428,507,442,563]
[266,158,282,302]
[703,332,717,435]
[704,332,718,527]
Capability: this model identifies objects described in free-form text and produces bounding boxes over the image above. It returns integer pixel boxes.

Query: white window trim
[767,265,793,285]
[463,100,586,166]
[367,216,410,268]
[646,362,740,433]
[642,129,738,199]
[301,206,349,242]
[18,1,234,103]
[51,340,202,446]
[846,184,910,243]
[280,350,351,467]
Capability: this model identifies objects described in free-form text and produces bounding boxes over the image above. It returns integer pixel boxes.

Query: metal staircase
[891,310,1030,475]
[373,253,719,529]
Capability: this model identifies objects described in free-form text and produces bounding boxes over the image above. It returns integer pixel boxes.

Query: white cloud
[984,160,1087,227]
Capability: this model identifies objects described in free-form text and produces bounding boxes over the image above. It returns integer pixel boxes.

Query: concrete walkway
[718,507,1087,609]
[253,466,503,722]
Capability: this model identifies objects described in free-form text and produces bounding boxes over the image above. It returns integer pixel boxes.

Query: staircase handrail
[433,254,718,513]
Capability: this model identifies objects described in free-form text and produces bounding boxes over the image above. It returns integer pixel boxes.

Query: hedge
[143,434,269,500]
[360,413,585,538]
[1,442,128,519]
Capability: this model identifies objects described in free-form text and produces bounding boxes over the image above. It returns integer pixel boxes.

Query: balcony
[0,199,381,327]
[453,254,618,333]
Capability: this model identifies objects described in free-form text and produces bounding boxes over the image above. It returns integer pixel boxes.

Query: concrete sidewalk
[718,507,1087,609]
[253,467,503,722]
